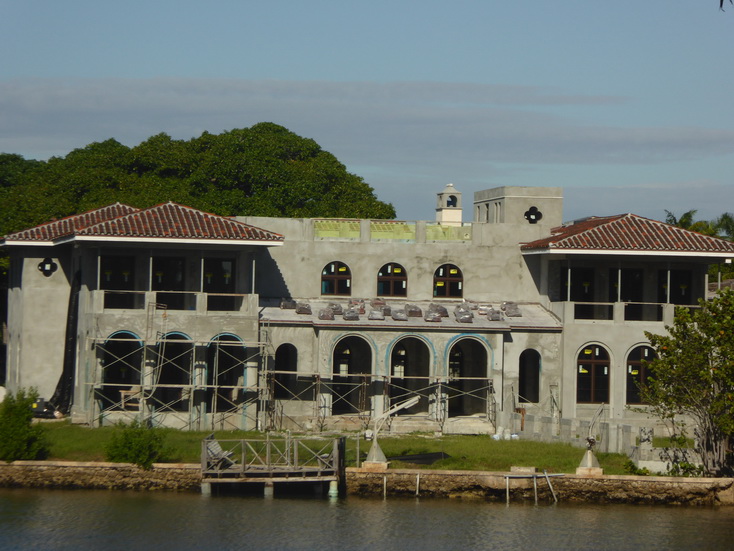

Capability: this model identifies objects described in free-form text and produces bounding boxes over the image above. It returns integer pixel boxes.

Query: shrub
[667,461,706,478]
[105,419,168,469]
[623,459,650,476]
[0,388,49,461]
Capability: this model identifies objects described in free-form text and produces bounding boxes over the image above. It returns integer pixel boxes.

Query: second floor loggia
[549,261,704,324]
[521,213,734,324]
[97,253,256,312]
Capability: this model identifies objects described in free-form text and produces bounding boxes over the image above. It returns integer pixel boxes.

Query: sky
[1,1,733,223]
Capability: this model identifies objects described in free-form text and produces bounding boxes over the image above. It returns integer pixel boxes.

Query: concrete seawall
[0,461,201,491]
[2,462,733,505]
[347,468,734,505]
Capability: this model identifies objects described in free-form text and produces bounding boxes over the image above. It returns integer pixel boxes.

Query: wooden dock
[201,435,346,496]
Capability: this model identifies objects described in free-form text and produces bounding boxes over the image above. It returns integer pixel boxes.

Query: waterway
[2,488,733,550]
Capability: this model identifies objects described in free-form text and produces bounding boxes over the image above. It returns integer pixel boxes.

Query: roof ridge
[2,203,139,242]
[72,202,284,242]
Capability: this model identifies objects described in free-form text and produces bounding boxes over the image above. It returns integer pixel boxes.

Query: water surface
[2,488,732,550]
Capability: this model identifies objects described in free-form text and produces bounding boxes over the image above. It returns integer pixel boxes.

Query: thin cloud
[1,78,732,220]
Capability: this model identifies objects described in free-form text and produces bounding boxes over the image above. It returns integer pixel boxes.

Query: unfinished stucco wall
[473,186,563,227]
[5,247,74,399]
[498,330,563,427]
[241,217,555,304]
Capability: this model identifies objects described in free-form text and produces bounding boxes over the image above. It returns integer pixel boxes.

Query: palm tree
[664,209,718,236]
[712,213,734,241]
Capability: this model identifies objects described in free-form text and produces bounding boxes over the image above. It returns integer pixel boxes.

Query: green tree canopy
[0,122,395,239]
[644,289,734,476]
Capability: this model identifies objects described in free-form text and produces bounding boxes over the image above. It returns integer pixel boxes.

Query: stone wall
[0,461,201,491]
[3,461,733,505]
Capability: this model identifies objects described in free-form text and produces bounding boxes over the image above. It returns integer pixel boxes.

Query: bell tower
[436,183,462,226]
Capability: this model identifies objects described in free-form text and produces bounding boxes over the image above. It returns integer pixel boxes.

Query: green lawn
[40,421,629,474]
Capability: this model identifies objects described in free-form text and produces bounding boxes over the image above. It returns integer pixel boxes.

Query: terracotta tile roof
[2,202,283,245]
[521,214,734,254]
[2,203,140,242]
[73,202,284,242]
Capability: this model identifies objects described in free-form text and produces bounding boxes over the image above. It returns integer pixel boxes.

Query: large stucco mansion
[3,185,734,442]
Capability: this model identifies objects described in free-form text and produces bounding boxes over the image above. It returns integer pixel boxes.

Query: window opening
[100,256,136,309]
[433,264,463,298]
[576,345,610,404]
[321,261,352,296]
[152,257,187,310]
[377,262,407,297]
[204,258,237,311]
[626,346,656,405]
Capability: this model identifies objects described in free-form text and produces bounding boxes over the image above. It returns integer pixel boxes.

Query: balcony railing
[553,301,697,324]
[96,290,255,314]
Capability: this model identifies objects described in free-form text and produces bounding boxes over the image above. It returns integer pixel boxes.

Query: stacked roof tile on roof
[521,214,734,254]
[2,202,284,245]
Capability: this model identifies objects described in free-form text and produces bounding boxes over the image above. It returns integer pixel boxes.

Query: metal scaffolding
[86,302,269,431]
[86,306,498,434]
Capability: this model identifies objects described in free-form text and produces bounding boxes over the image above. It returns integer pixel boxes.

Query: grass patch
[364,434,629,474]
[43,421,261,463]
[41,422,630,474]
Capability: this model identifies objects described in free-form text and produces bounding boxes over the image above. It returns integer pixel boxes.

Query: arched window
[377,263,407,297]
[576,345,610,404]
[321,261,351,296]
[626,346,656,405]
[519,349,541,403]
[433,264,463,298]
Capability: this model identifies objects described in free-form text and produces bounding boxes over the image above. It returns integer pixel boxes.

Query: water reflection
[1,489,733,550]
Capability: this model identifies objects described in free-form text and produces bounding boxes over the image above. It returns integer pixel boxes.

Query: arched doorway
[100,331,142,411]
[390,337,431,415]
[152,332,193,412]
[206,334,246,412]
[332,336,372,414]
[273,343,309,400]
[519,349,541,404]
[447,338,488,416]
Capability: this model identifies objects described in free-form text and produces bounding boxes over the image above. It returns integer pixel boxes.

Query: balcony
[551,301,695,325]
[93,290,257,314]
